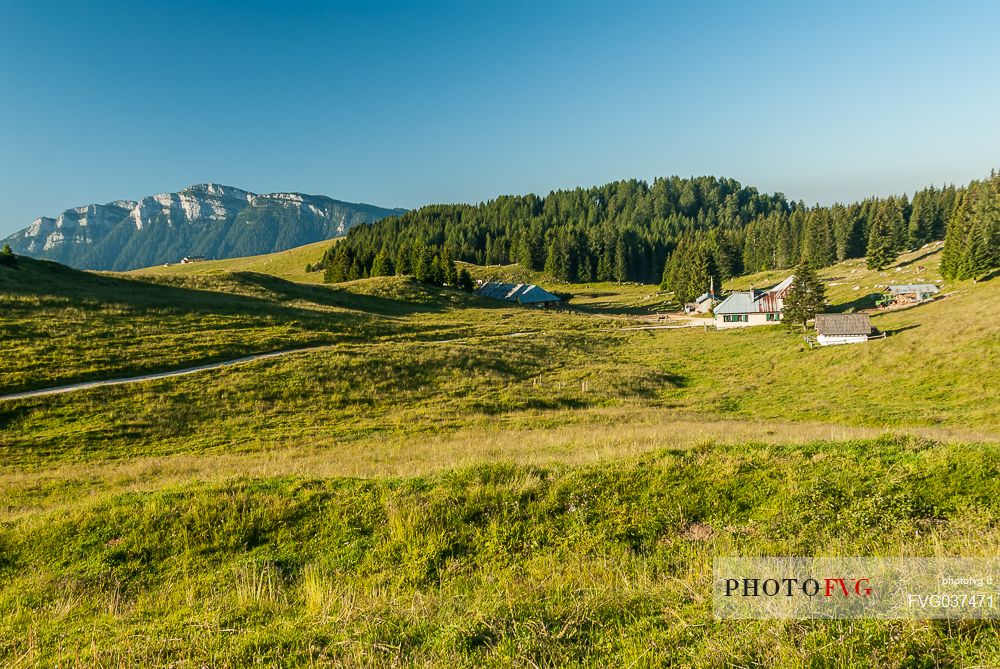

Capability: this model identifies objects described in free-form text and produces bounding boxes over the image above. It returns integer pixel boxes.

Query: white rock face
[12,183,262,249]
[4,182,403,270]
[18,200,134,251]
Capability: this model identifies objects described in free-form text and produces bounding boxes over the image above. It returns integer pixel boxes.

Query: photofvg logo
[723,575,872,598]
[713,557,1000,619]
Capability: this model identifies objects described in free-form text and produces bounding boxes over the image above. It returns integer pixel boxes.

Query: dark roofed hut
[814,313,872,346]
[475,282,561,308]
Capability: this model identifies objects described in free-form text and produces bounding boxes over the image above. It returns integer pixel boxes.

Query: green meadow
[1,245,998,667]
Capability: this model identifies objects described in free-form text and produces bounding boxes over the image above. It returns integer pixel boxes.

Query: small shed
[181,256,207,264]
[814,313,872,346]
[684,292,714,314]
[475,282,561,308]
[886,284,939,305]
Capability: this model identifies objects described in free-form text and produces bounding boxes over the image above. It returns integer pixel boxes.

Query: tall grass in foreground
[1,435,998,667]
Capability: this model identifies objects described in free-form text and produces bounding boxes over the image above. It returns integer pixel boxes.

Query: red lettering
[824,578,850,597]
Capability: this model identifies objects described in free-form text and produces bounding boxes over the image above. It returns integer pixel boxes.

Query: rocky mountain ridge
[3,184,405,271]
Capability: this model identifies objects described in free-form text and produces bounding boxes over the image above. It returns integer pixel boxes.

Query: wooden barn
[814,313,872,346]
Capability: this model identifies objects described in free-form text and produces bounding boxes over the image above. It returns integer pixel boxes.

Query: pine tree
[544,238,561,279]
[941,192,970,279]
[515,232,533,271]
[411,241,428,279]
[428,255,444,286]
[441,247,458,285]
[802,208,835,267]
[370,249,393,277]
[662,239,719,303]
[348,257,363,281]
[322,245,353,283]
[962,215,993,279]
[782,262,826,328]
[596,245,613,281]
[959,175,999,279]
[659,254,672,291]
[394,245,412,275]
[907,192,930,248]
[688,243,720,304]
[892,195,909,251]
[457,268,475,292]
[866,201,897,270]
[0,243,15,267]
[613,237,628,283]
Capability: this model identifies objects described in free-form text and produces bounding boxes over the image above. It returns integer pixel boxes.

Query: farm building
[476,282,561,308]
[181,256,207,264]
[712,275,793,328]
[684,292,715,314]
[885,283,939,305]
[814,313,872,346]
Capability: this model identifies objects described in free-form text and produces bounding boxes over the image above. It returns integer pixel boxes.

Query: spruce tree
[544,238,561,279]
[428,256,444,286]
[866,202,897,270]
[689,243,720,304]
[457,268,475,292]
[940,192,969,279]
[802,208,835,267]
[959,176,999,279]
[782,261,826,328]
[0,243,15,267]
[515,232,533,271]
[892,195,909,251]
[907,192,930,248]
[322,245,353,283]
[411,241,428,279]
[659,254,672,291]
[394,245,412,275]
[370,249,393,277]
[613,237,628,283]
[441,247,458,285]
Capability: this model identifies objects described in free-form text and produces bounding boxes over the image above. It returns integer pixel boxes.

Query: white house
[712,275,793,329]
[814,313,872,346]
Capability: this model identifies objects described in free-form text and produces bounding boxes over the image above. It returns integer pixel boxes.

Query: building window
[723,314,749,323]
[766,313,781,321]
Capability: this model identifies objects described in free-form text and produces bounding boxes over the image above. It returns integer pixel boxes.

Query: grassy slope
[128,238,335,284]
[2,248,1000,666]
[2,438,998,666]
[0,256,570,393]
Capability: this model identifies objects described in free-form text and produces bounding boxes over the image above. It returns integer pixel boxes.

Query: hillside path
[0,331,539,402]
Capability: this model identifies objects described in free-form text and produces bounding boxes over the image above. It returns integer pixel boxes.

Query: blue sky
[2,0,998,236]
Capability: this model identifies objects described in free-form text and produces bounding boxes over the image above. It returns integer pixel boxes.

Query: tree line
[940,171,999,280]
[314,174,997,297]
[318,239,475,291]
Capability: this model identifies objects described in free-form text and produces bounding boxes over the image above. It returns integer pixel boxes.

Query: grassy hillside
[1,256,575,393]
[2,438,998,666]
[129,238,335,284]
[2,248,999,666]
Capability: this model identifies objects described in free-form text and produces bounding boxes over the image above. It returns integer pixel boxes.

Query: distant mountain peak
[3,185,405,271]
[182,183,255,198]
